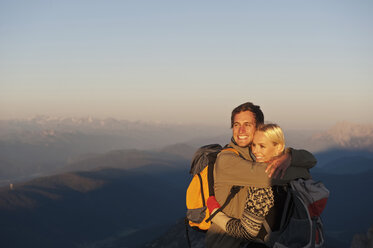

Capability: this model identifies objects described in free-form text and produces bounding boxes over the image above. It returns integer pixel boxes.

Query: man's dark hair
[231,102,264,128]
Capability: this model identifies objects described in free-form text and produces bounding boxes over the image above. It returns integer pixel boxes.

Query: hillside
[141,170,373,248]
[0,159,190,248]
[313,171,373,247]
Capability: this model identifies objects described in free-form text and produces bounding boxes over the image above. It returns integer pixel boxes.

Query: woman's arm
[210,186,274,240]
[211,207,256,240]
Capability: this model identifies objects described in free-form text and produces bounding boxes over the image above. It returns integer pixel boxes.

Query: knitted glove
[207,196,221,214]
[241,186,274,237]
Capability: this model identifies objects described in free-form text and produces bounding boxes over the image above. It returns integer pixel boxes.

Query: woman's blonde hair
[256,123,285,153]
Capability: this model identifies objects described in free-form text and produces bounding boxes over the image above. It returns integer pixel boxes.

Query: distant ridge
[0,116,226,150]
[0,117,226,181]
[159,143,197,160]
[310,121,373,152]
[60,148,189,173]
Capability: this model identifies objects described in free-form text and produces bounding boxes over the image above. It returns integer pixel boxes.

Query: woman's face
[251,131,281,162]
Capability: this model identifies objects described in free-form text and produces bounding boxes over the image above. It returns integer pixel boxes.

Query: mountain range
[0,118,373,247]
[0,116,228,183]
[285,121,373,153]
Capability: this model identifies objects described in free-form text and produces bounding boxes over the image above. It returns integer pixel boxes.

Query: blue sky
[1,0,372,129]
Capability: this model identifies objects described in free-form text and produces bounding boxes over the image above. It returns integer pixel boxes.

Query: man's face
[232,111,256,147]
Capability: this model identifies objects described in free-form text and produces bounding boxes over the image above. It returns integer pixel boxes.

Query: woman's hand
[265,152,291,178]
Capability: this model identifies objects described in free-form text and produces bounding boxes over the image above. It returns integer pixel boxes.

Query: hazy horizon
[1,0,372,130]
[1,114,372,133]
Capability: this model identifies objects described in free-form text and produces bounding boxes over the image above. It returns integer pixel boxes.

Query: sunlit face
[232,111,256,147]
[251,131,282,162]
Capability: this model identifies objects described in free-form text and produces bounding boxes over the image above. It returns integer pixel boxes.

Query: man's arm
[289,148,317,168]
[214,150,271,187]
[214,149,315,187]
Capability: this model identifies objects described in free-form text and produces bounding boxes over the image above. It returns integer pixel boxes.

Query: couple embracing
[205,102,317,248]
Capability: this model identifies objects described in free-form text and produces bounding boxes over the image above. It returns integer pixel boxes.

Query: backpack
[185,144,240,232]
[262,178,329,248]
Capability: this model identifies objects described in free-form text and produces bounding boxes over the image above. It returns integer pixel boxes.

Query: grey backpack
[263,179,329,248]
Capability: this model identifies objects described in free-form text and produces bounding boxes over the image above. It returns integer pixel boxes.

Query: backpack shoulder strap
[205,146,244,222]
[222,147,239,155]
[205,185,243,222]
[222,146,248,160]
[207,146,240,196]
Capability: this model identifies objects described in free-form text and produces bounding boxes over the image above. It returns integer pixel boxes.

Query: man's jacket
[205,140,317,248]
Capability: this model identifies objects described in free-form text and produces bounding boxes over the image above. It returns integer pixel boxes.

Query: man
[205,102,316,248]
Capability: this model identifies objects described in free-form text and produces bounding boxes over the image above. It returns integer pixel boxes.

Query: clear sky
[1,0,372,129]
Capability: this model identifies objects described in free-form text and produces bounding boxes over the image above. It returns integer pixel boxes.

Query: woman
[208,123,289,244]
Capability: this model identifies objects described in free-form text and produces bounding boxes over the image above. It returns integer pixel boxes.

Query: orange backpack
[185,144,240,231]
